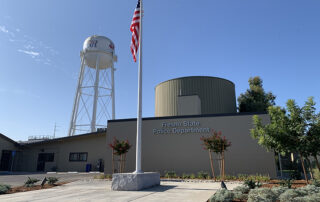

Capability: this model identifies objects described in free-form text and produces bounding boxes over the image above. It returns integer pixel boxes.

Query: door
[37,153,54,172]
[0,150,12,171]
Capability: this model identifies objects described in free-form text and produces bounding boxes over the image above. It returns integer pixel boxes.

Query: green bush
[313,168,320,181]
[190,173,196,179]
[225,175,237,181]
[164,171,177,178]
[292,193,320,202]
[233,185,250,193]
[233,191,248,201]
[197,171,209,179]
[280,179,292,188]
[237,174,249,181]
[311,179,320,187]
[209,189,234,202]
[279,185,320,201]
[270,186,288,198]
[24,177,40,187]
[247,188,277,202]
[47,177,59,185]
[182,173,190,179]
[279,189,306,201]
[244,179,261,189]
[0,184,11,194]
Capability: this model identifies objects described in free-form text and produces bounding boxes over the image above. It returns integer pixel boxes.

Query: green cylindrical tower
[155,76,236,117]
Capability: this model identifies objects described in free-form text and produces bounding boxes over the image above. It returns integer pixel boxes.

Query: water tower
[68,35,117,136]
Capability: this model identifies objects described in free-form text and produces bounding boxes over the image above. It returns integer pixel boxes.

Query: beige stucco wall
[106,113,277,178]
[21,133,107,172]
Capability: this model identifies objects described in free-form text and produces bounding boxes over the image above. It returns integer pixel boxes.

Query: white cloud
[0,88,40,99]
[0,25,9,33]
[24,44,34,50]
[18,49,40,58]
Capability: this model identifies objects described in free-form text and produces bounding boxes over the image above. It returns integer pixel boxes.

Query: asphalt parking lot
[0,172,102,187]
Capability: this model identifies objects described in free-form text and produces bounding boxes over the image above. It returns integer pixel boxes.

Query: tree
[201,131,231,181]
[238,76,276,112]
[109,137,131,173]
[302,97,320,172]
[251,98,320,182]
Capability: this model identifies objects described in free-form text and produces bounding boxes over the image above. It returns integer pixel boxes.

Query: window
[69,152,88,162]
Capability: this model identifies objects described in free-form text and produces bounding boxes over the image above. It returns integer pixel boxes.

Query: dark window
[69,152,88,162]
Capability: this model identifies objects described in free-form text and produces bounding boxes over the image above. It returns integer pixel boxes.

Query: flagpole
[135,0,143,174]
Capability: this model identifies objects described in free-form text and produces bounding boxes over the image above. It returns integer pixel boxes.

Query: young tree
[238,76,276,112]
[201,131,231,181]
[302,97,320,171]
[109,137,131,173]
[251,98,320,182]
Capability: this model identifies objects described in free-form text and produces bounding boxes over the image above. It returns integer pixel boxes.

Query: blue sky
[1,0,320,141]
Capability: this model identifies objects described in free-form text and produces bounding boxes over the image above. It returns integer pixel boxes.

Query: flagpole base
[111,172,160,191]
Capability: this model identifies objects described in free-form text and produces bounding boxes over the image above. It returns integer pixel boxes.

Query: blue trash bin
[86,164,92,172]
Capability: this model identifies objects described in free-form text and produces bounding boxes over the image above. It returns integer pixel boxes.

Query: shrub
[0,184,11,194]
[164,171,177,178]
[182,173,191,179]
[279,185,320,201]
[280,179,292,188]
[190,173,196,179]
[225,175,237,181]
[47,177,59,185]
[313,168,320,181]
[311,179,320,187]
[233,185,250,193]
[233,192,248,201]
[270,186,288,199]
[279,189,306,201]
[244,179,261,189]
[197,171,209,179]
[233,185,249,200]
[209,189,234,202]
[24,177,40,187]
[247,188,277,202]
[238,174,249,181]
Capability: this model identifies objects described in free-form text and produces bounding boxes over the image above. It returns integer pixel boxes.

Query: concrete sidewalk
[0,180,241,202]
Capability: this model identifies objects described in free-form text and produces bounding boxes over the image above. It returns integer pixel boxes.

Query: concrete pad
[0,179,242,202]
[112,172,160,191]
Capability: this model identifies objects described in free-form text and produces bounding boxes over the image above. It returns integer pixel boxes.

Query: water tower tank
[155,76,236,117]
[83,35,115,69]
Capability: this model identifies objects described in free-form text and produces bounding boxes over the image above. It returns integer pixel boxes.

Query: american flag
[130,0,141,62]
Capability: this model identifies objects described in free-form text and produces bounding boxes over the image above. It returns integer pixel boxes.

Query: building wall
[106,113,277,178]
[0,135,17,158]
[155,76,237,117]
[21,133,107,172]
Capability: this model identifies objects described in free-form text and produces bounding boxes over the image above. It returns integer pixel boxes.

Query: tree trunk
[112,149,114,174]
[313,155,320,172]
[122,153,126,173]
[208,150,216,181]
[305,157,314,180]
[222,152,225,181]
[299,152,308,184]
[120,154,123,173]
